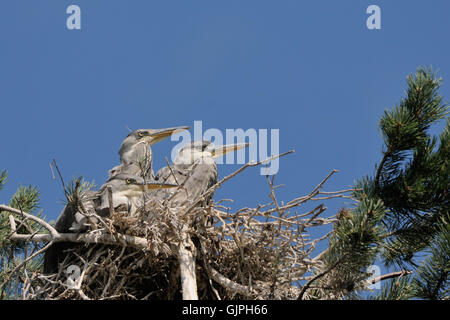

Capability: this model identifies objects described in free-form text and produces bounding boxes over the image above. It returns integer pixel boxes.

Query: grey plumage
[54,191,99,233]
[43,173,176,274]
[155,160,218,207]
[96,173,176,216]
[43,127,187,275]
[65,126,190,230]
[154,140,248,207]
[43,199,96,274]
[111,127,189,179]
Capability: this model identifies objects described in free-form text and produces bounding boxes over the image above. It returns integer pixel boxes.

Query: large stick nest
[4,158,356,300]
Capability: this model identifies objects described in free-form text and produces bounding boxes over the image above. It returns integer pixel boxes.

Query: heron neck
[120,142,152,165]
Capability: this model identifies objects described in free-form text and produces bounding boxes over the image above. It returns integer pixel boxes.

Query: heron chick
[43,173,176,274]
[96,173,177,217]
[109,126,190,178]
[154,140,249,207]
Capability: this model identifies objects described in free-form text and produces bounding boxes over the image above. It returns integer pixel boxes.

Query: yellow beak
[211,143,249,158]
[140,182,178,190]
[147,126,190,145]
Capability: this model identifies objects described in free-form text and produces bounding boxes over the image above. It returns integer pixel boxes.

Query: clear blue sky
[1,1,449,274]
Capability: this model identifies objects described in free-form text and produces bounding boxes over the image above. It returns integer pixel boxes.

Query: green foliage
[289,68,448,299]
[1,185,41,255]
[0,170,7,192]
[9,186,40,214]
[0,170,43,299]
[0,256,43,299]
[379,68,447,153]
[370,67,450,266]
[314,196,386,298]
[353,67,449,300]
[64,176,96,206]
[331,197,385,263]
[370,276,414,300]
[319,67,449,300]
[412,217,449,300]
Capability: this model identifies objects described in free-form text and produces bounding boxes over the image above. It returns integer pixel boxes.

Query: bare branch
[1,204,58,238]
[369,270,412,285]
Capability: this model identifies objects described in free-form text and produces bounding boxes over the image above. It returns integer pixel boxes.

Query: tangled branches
[1,153,360,300]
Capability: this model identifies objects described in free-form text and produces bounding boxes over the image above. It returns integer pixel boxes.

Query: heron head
[119,126,190,163]
[109,174,177,197]
[174,140,249,165]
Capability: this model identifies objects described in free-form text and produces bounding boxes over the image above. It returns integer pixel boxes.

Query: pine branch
[369,270,412,285]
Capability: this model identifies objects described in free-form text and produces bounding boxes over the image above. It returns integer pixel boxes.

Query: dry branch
[370,270,412,284]
[1,153,360,300]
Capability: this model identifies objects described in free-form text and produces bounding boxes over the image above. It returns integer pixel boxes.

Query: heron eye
[138,132,145,138]
[126,179,131,184]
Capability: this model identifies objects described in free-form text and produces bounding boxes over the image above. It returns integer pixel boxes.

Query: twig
[1,204,58,238]
[51,159,69,199]
[177,227,198,300]
[182,150,295,217]
[208,267,258,298]
[370,270,412,284]
[297,259,342,300]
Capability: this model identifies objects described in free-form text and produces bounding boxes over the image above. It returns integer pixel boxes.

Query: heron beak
[139,182,178,190]
[212,143,249,158]
[146,126,190,145]
[123,182,178,195]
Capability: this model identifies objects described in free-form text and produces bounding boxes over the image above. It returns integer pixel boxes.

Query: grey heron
[43,173,176,274]
[66,173,178,231]
[95,173,177,217]
[43,127,186,275]
[109,126,190,178]
[53,126,188,233]
[154,140,249,207]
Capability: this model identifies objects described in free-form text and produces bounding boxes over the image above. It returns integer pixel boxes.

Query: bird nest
[5,155,356,300]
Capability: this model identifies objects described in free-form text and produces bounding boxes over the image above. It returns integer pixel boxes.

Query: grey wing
[45,191,99,274]
[109,163,154,180]
[155,166,176,183]
[185,163,218,203]
[54,190,99,233]
[152,166,182,202]
[44,205,76,275]
[44,208,81,275]
[54,204,76,233]
[168,164,218,207]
